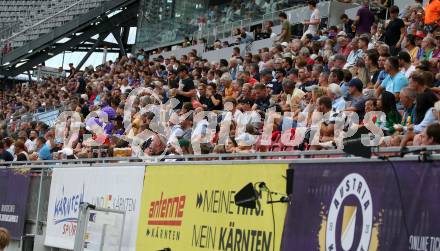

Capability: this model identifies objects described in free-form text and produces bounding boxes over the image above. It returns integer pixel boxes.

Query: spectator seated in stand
[2,1,440,161]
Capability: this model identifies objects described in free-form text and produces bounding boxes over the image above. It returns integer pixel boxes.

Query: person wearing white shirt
[413,107,436,133]
[327,83,347,112]
[25,139,36,153]
[237,99,262,132]
[167,124,184,146]
[397,91,439,135]
[344,38,364,69]
[25,130,38,153]
[302,0,320,40]
[262,0,276,14]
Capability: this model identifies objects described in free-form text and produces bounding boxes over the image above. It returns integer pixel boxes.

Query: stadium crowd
[1,0,440,161]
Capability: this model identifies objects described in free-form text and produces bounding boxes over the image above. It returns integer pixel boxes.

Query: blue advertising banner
[0,168,31,240]
[281,160,440,251]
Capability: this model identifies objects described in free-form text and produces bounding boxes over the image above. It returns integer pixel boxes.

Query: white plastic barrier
[220,36,237,44]
[149,44,205,60]
[203,36,277,62]
[272,24,281,35]
[148,0,348,63]
[344,2,362,20]
[250,37,276,54]
[202,45,243,63]
[203,46,239,62]
[286,6,310,24]
[286,1,345,27]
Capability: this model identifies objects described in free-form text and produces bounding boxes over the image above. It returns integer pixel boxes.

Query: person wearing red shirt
[240,71,258,85]
[337,32,351,57]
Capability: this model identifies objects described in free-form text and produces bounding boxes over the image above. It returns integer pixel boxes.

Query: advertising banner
[281,160,440,251]
[45,166,145,250]
[136,163,288,251]
[0,168,31,240]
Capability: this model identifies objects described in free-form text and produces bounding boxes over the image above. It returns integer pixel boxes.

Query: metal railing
[2,145,440,167]
[5,104,66,136]
[192,2,312,45]
[2,142,437,251]
[0,21,21,41]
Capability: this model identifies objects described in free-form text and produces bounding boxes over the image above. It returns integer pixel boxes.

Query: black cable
[256,182,278,251]
[268,189,276,251]
[382,157,410,239]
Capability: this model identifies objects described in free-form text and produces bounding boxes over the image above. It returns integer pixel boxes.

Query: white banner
[44,166,145,250]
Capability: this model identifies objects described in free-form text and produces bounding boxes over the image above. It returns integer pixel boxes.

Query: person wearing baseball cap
[415,30,425,39]
[345,78,367,119]
[337,31,348,37]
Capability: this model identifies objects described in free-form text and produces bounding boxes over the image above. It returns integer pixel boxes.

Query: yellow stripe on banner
[136,164,288,251]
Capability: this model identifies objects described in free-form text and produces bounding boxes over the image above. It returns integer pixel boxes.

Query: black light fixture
[234,183,259,209]
[342,126,372,158]
[234,182,290,209]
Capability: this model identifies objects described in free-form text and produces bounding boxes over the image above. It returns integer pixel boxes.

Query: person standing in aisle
[302,0,320,40]
[277,12,291,43]
[384,5,406,55]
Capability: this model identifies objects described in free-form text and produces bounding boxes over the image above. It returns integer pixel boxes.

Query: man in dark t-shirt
[175,65,196,110]
[76,76,86,94]
[200,83,223,111]
[340,14,355,38]
[267,69,285,95]
[345,78,366,120]
[355,0,374,35]
[253,83,271,112]
[384,6,405,55]
[0,142,13,162]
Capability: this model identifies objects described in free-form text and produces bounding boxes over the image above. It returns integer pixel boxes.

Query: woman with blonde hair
[0,228,10,251]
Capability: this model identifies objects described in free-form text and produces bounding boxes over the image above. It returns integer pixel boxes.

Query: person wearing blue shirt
[36,137,52,160]
[340,69,352,100]
[376,70,389,85]
[376,56,408,100]
[374,53,390,88]
[344,37,364,69]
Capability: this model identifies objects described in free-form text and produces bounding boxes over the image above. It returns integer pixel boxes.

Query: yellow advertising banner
[136,163,288,251]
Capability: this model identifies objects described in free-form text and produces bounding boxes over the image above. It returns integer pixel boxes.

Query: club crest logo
[325,173,373,251]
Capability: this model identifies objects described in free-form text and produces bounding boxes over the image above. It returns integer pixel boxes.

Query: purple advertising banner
[0,168,31,240]
[281,160,440,251]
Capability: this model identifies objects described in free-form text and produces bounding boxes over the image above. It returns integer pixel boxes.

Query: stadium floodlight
[342,126,372,158]
[234,183,258,209]
[234,182,290,209]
